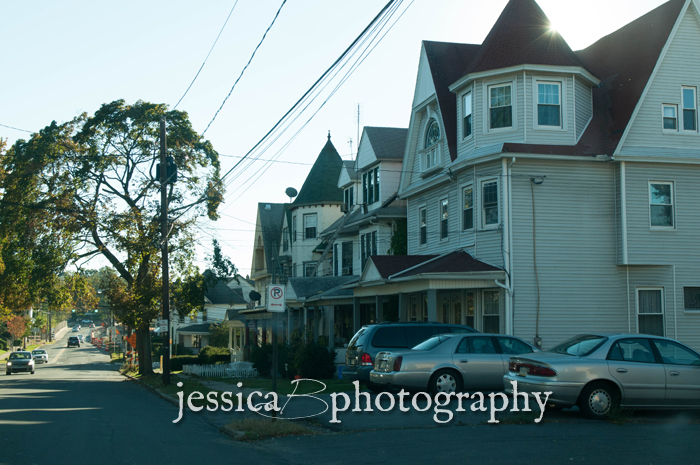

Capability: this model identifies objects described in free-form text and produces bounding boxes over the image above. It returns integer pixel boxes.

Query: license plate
[519,366,528,376]
[378,360,387,370]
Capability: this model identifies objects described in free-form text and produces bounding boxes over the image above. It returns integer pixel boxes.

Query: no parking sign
[266,284,286,313]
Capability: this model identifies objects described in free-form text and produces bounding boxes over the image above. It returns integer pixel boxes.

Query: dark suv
[67,336,81,348]
[344,322,477,389]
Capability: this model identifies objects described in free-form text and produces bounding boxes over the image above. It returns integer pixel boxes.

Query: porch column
[427,290,438,322]
[262,320,267,345]
[287,307,292,340]
[314,307,320,343]
[328,306,335,349]
[375,295,384,323]
[303,306,308,334]
[353,297,361,333]
[399,293,408,322]
[228,325,233,362]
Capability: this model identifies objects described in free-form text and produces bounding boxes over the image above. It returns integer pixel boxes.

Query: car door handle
[669,372,680,377]
[459,360,469,363]
[617,368,628,373]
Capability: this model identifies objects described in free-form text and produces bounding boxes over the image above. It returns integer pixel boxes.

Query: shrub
[286,331,337,379]
[170,355,199,371]
[251,343,288,377]
[172,343,194,356]
[198,346,230,364]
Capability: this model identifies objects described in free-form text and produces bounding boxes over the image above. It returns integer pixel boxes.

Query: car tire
[31,369,35,374]
[578,382,618,420]
[429,369,462,395]
[5,371,10,376]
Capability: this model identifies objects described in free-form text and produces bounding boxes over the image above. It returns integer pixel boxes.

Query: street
[3,330,700,464]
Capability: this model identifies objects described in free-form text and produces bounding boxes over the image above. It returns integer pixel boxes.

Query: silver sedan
[370,333,538,394]
[504,333,700,420]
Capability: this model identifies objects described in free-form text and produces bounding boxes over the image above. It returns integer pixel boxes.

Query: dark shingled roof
[176,323,214,334]
[370,251,501,279]
[464,0,584,75]
[258,203,285,272]
[288,276,357,300]
[424,41,481,162]
[204,280,247,306]
[364,127,408,160]
[574,0,684,156]
[293,136,344,207]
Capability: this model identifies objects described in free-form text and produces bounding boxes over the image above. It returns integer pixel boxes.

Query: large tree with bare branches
[2,100,225,373]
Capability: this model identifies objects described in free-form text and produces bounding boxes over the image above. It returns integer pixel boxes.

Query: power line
[173,1,240,110]
[0,123,33,133]
[202,0,288,135]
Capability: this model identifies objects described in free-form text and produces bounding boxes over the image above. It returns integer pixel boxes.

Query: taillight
[511,362,557,377]
[361,352,373,366]
[393,356,403,372]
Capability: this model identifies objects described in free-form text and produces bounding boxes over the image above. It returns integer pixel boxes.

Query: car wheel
[578,382,618,420]
[31,369,35,374]
[5,371,10,376]
[429,369,462,395]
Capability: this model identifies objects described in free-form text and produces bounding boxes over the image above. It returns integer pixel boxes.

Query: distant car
[505,333,700,420]
[67,336,81,348]
[77,335,85,343]
[31,349,49,364]
[6,351,35,375]
[89,323,95,329]
[371,333,538,394]
[345,322,478,390]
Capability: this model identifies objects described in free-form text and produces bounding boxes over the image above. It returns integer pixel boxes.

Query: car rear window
[405,326,438,347]
[348,328,368,350]
[412,334,451,351]
[550,335,607,356]
[371,327,408,349]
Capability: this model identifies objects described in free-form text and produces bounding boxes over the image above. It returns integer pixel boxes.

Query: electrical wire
[0,123,33,133]
[173,0,240,110]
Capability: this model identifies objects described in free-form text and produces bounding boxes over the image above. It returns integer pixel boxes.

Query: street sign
[266,284,286,312]
[127,333,137,349]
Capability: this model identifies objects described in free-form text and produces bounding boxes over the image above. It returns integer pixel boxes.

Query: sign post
[266,284,285,417]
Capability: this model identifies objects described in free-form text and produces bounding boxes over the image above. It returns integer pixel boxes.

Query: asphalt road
[3,331,700,465]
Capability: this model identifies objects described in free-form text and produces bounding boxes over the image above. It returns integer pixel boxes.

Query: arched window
[424,119,440,148]
[423,119,441,171]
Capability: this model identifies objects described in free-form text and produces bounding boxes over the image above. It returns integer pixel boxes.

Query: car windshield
[412,334,450,351]
[32,350,46,355]
[10,353,31,360]
[550,335,608,356]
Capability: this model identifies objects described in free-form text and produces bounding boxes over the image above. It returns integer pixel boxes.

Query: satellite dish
[285,187,298,199]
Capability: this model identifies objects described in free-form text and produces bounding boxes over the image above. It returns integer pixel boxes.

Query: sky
[0,0,669,277]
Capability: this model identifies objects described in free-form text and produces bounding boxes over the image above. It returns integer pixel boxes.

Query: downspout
[508,157,515,334]
[523,71,527,143]
[621,162,628,265]
[673,264,677,339]
[626,266,631,332]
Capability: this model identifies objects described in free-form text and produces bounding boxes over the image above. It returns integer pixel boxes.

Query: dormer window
[537,82,561,128]
[463,92,473,138]
[489,84,512,130]
[362,167,380,204]
[423,119,441,171]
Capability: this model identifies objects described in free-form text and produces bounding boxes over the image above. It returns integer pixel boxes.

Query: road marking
[50,347,66,364]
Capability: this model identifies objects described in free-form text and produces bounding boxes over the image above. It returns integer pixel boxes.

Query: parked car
[6,351,35,375]
[371,333,538,393]
[67,336,81,348]
[344,322,477,390]
[504,333,700,420]
[31,349,49,364]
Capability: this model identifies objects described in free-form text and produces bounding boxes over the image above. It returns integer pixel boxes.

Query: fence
[183,362,258,378]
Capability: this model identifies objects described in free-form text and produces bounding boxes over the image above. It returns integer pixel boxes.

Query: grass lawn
[201,377,362,396]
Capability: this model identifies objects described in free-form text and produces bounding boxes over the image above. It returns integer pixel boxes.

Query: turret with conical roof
[292,133,344,208]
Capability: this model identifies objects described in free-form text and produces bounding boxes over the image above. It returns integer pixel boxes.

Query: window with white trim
[440,198,449,240]
[649,182,674,228]
[344,186,354,209]
[663,104,678,131]
[304,262,317,278]
[360,231,377,271]
[419,207,427,245]
[481,179,499,228]
[292,215,297,243]
[684,287,700,312]
[682,86,697,132]
[362,167,380,204]
[303,213,317,239]
[537,82,561,128]
[462,185,473,231]
[637,288,664,336]
[282,227,289,252]
[423,119,441,170]
[333,243,339,276]
[463,92,472,138]
[489,84,512,130]
[342,241,353,276]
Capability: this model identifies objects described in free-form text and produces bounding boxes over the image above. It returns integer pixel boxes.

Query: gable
[412,46,437,108]
[619,1,700,157]
[356,130,378,170]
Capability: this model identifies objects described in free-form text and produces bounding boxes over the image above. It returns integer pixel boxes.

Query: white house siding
[521,73,576,146]
[379,161,402,205]
[574,77,593,141]
[510,159,628,349]
[412,46,437,108]
[290,204,343,277]
[356,131,377,170]
[408,104,450,186]
[621,5,700,152]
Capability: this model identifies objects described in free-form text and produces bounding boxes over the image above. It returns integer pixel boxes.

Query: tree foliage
[7,314,29,341]
[388,218,407,255]
[2,100,225,374]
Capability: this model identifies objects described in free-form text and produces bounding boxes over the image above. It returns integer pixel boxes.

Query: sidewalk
[1,326,70,362]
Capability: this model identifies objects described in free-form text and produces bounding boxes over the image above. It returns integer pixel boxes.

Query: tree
[3,100,224,374]
[7,315,29,349]
[388,218,407,255]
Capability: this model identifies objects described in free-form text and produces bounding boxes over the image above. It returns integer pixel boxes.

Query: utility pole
[160,116,171,386]
[271,254,278,418]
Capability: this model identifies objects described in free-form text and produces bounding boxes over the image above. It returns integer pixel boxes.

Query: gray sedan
[504,333,700,420]
[370,333,538,394]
